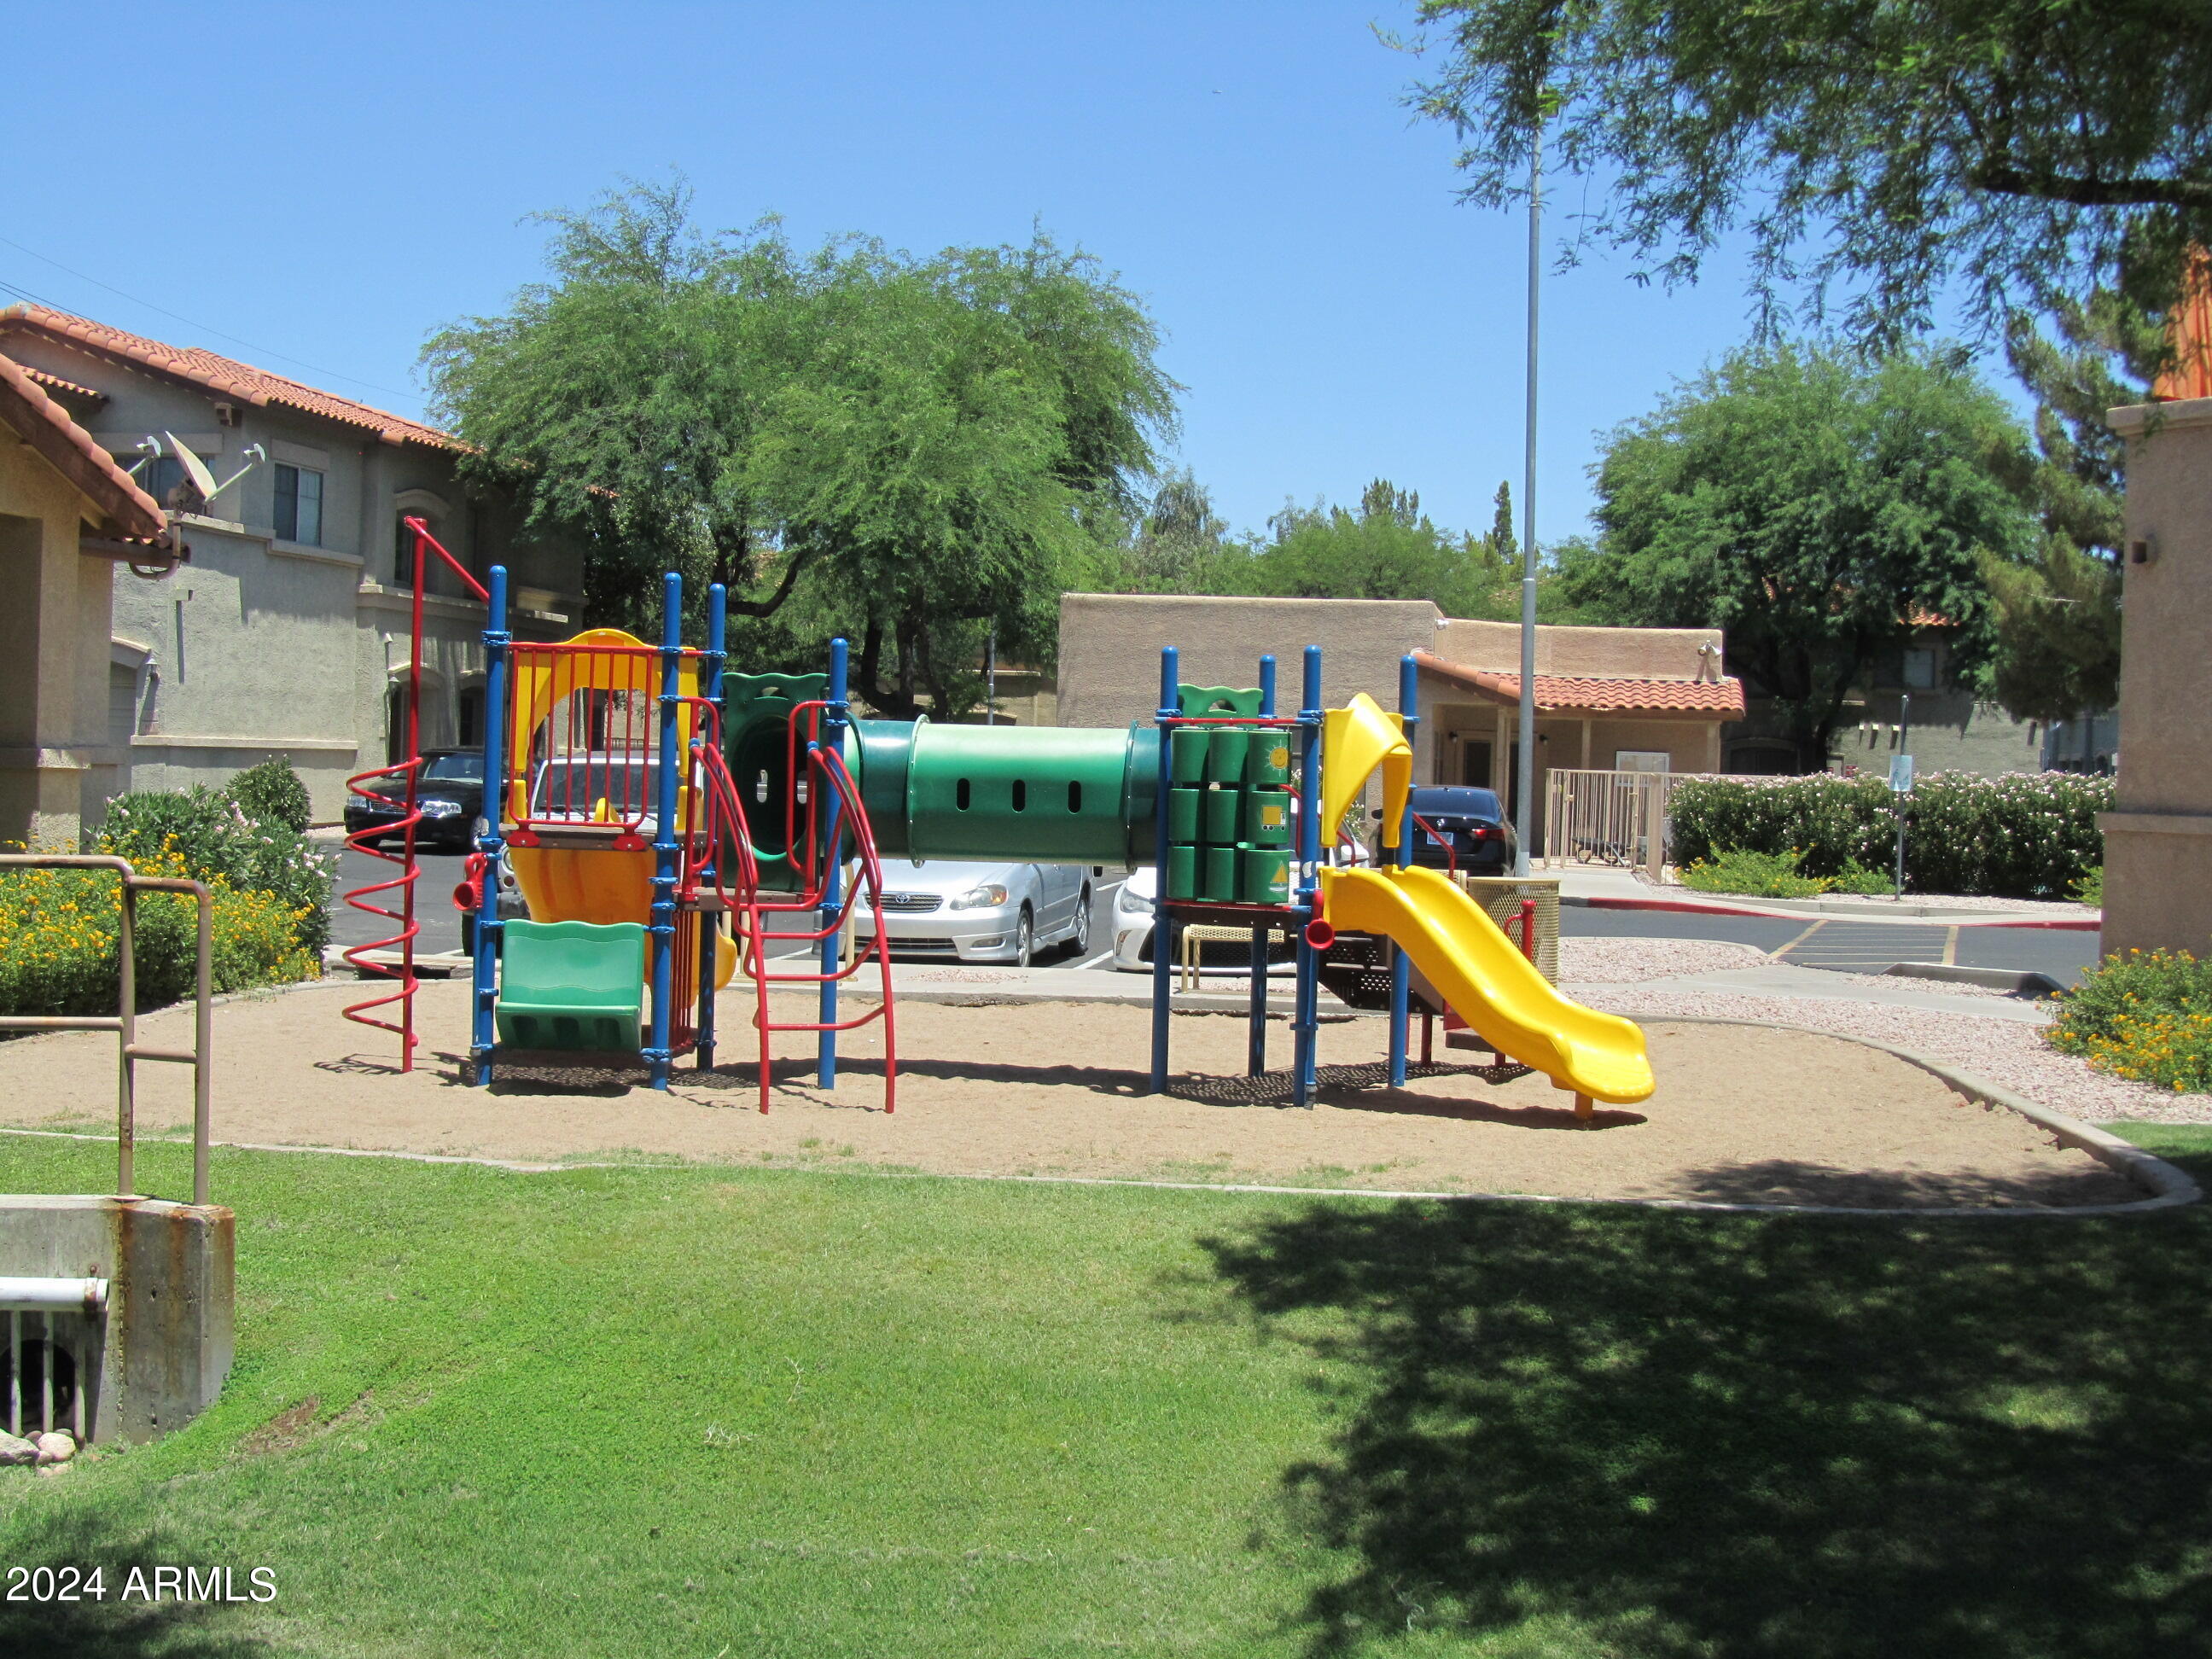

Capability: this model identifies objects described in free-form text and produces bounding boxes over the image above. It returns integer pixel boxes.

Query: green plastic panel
[496,920,646,1051]
[1239,845,1291,904]
[1166,786,1202,843]
[721,671,830,891]
[1203,785,1243,843]
[1245,789,1292,846]
[1169,729,1208,783]
[1207,726,1251,784]
[1202,844,1240,901]
[1245,731,1292,787]
[1166,844,1197,899]
[1176,684,1264,718]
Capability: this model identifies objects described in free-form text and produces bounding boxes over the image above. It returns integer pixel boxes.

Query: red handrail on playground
[1410,812,1458,876]
[689,717,896,1115]
[341,518,488,1072]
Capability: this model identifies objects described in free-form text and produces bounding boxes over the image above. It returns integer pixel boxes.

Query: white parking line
[1072,949,1117,970]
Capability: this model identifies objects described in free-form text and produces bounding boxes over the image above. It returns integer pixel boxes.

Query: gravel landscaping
[1557,935,1773,981]
[1583,987,2204,1125]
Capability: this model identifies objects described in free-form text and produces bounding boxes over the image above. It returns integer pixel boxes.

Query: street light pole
[1513,131,1542,876]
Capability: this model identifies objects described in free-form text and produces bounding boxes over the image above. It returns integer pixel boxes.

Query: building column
[2102,394,2212,956]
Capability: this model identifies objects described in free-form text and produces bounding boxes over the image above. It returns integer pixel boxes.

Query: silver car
[859,860,1091,965]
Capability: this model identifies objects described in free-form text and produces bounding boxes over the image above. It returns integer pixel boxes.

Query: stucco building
[2101,393,2212,957]
[0,353,173,847]
[1056,593,1743,845]
[0,305,583,841]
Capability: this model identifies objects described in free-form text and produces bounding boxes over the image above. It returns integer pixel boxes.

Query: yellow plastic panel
[1320,694,1411,851]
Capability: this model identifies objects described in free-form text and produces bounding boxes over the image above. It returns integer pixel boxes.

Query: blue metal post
[1148,647,1177,1095]
[696,583,727,1071]
[1388,653,1418,1086]
[1248,653,1275,1078]
[817,637,849,1088]
[470,565,510,1087]
[1292,645,1323,1106]
[645,572,684,1090]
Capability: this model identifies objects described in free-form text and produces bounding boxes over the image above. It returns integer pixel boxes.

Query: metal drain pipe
[0,1279,109,1315]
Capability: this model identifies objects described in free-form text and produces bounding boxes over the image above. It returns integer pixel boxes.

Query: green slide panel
[864,720,1155,866]
[496,920,647,1051]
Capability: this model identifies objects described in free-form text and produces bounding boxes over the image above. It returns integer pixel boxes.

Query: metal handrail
[0,854,212,1203]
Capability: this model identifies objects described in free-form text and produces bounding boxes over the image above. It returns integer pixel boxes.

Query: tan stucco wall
[0,438,119,848]
[1432,617,1723,681]
[1057,593,1447,782]
[2101,396,2212,955]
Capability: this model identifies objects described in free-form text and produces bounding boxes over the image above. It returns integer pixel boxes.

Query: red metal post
[341,518,487,1071]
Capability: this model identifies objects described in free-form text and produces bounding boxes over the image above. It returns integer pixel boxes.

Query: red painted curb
[1571,895,2101,932]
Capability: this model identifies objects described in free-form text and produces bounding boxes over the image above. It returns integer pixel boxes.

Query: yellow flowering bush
[2048,948,2212,1093]
[0,842,319,1017]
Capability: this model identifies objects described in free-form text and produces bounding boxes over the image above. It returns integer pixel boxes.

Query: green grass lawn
[0,1126,2209,1657]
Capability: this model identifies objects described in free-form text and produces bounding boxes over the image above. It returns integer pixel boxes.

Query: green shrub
[224,758,312,833]
[1669,771,2110,899]
[1678,847,1829,897]
[2049,949,2212,1093]
[1826,860,1897,895]
[98,786,336,953]
[2071,865,2104,906]
[0,847,319,1016]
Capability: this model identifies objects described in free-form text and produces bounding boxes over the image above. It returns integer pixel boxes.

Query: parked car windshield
[531,758,654,816]
[422,754,484,783]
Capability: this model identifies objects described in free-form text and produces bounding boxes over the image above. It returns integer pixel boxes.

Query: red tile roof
[0,350,166,541]
[20,364,103,404]
[1412,650,1745,716]
[0,302,454,451]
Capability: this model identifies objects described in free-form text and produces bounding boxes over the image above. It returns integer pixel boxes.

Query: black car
[344,749,486,852]
[1375,785,1517,875]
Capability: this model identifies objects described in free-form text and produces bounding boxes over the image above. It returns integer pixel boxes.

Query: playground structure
[352,546,1654,1118]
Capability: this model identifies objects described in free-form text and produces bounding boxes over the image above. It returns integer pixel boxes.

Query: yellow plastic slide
[1319,864,1655,1103]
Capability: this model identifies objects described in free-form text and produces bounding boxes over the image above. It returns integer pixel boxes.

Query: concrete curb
[1884,962,2065,998]
[1568,894,2101,931]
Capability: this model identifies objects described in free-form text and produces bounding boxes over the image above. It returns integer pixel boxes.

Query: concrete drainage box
[0,1196,234,1444]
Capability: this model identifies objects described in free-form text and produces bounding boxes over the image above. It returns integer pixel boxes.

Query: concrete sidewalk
[1553,864,2099,930]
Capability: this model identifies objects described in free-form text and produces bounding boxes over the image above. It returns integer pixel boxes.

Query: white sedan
[859,860,1091,966]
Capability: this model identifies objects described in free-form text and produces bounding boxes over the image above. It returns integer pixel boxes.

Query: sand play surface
[0,978,2143,1210]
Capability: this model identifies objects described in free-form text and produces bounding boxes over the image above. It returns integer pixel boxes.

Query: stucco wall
[9,333,584,824]
[1432,616,1722,680]
[2101,396,2212,956]
[0,439,115,847]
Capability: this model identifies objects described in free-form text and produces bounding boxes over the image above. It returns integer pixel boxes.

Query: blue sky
[6,2,1982,546]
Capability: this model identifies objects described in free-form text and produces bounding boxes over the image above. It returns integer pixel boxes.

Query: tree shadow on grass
[0,1506,273,1657]
[1200,1149,2212,1658]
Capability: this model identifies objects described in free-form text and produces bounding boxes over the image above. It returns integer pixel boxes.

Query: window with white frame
[274,464,323,545]
[1615,750,1671,772]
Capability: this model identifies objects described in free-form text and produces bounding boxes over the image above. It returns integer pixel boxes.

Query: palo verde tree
[424,182,1176,714]
[1559,342,2039,769]
[1404,0,2212,336]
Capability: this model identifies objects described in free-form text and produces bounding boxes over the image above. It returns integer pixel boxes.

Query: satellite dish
[163,432,218,503]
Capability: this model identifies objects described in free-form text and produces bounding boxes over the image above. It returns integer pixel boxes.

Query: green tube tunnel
[853,719,1157,867]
